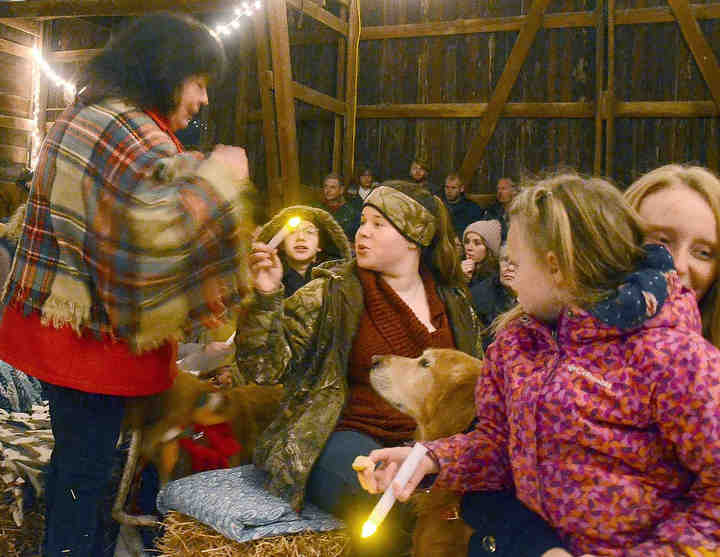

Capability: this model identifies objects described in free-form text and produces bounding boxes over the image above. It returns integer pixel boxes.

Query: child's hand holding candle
[249,216,301,293]
[267,216,301,249]
[354,443,436,537]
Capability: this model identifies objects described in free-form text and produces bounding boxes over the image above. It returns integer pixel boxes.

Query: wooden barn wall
[239,0,720,196]
[0,18,38,217]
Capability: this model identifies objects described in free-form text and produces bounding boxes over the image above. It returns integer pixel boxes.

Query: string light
[215,0,262,36]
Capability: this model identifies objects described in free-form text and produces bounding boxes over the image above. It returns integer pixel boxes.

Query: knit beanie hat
[463,220,502,258]
[364,180,438,246]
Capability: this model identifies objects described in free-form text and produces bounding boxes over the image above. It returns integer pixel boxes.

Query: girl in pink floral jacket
[358,173,720,557]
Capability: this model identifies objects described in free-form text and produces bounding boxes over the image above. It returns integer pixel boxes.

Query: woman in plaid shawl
[0,14,253,556]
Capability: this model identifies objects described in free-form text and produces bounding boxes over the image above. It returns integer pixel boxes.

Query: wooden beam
[616,3,720,25]
[267,0,301,206]
[459,0,552,186]
[286,0,348,36]
[0,144,28,164]
[0,18,42,36]
[47,48,101,63]
[361,11,596,40]
[0,0,239,18]
[342,0,359,185]
[667,0,720,111]
[292,81,346,114]
[0,37,33,60]
[0,115,33,132]
[253,9,281,215]
[0,92,30,118]
[357,101,595,119]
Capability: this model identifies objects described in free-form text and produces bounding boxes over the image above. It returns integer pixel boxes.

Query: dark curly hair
[75,13,226,116]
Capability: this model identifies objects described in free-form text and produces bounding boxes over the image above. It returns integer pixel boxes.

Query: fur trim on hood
[257,205,353,261]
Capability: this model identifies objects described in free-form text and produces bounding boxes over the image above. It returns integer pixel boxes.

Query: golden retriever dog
[368,348,484,557]
[113,371,283,526]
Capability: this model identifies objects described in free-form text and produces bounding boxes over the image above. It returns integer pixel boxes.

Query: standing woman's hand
[208,144,249,181]
[461,258,475,282]
[249,242,283,293]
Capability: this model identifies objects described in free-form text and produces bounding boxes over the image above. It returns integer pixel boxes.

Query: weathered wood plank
[361,11,596,40]
[0,143,28,164]
[606,0,616,177]
[594,0,605,174]
[333,5,347,173]
[47,48,101,63]
[0,37,33,59]
[667,0,720,111]
[459,0,553,185]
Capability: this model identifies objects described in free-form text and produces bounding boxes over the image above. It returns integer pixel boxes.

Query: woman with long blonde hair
[625,164,720,347]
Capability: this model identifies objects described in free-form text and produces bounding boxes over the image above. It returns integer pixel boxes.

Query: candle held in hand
[267,216,301,249]
[360,443,428,537]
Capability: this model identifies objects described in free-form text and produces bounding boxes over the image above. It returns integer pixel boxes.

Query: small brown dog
[114,371,283,526]
[368,348,484,557]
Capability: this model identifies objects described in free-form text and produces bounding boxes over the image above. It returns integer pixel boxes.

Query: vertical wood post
[267,0,301,206]
[333,5,348,175]
[342,0,360,186]
[253,10,282,215]
[605,0,615,177]
[593,0,605,175]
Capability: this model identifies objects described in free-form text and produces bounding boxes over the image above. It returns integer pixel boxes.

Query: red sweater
[336,268,455,444]
[0,304,176,396]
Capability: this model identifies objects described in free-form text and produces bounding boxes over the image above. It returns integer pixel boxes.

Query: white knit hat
[463,220,502,258]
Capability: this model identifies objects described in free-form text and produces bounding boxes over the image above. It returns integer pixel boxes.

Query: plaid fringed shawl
[2,98,253,353]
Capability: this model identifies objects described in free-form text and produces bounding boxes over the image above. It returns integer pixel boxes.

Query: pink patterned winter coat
[427,272,720,556]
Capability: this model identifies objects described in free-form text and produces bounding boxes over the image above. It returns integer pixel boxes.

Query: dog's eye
[419,358,431,368]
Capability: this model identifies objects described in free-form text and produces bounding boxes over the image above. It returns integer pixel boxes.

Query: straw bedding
[157,511,350,557]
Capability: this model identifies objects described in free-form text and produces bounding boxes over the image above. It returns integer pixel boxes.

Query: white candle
[267,216,302,249]
[361,443,428,538]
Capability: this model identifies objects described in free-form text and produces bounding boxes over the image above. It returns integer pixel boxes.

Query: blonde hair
[625,164,720,347]
[495,172,645,331]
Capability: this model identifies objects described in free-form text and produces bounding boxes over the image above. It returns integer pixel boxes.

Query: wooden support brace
[667,0,720,111]
[459,0,553,186]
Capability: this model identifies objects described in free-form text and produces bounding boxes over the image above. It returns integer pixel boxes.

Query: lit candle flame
[361,520,377,538]
[267,216,302,249]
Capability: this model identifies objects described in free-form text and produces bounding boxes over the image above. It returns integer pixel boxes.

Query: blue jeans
[306,430,415,556]
[461,490,565,557]
[42,382,125,557]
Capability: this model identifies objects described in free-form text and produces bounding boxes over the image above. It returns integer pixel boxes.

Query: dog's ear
[422,369,480,441]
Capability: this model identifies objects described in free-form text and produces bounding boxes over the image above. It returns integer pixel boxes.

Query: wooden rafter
[47,48,101,63]
[458,0,553,186]
[667,0,720,110]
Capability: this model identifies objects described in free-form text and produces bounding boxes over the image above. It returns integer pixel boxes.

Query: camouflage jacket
[236,259,482,510]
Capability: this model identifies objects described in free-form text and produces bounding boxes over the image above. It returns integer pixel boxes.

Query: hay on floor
[157,511,351,557]
[0,490,44,557]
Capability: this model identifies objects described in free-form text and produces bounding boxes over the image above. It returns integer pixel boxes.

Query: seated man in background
[441,172,485,241]
[409,157,440,197]
[316,172,361,244]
